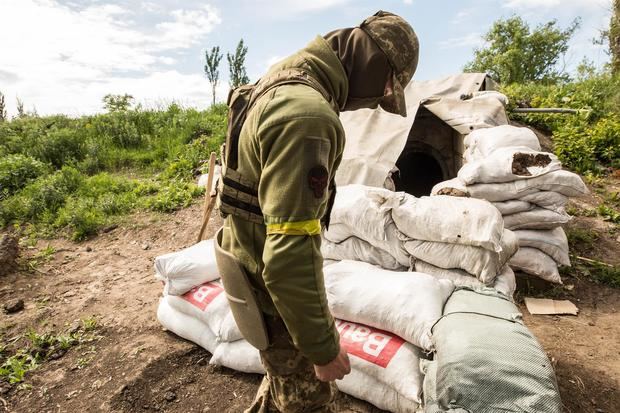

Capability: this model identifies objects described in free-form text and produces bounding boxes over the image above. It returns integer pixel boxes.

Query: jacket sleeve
[257,114,341,366]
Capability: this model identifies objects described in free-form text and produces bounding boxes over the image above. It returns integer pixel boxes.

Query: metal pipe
[512,108,584,114]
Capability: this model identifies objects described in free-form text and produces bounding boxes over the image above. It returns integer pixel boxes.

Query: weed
[0,316,103,385]
[561,261,620,288]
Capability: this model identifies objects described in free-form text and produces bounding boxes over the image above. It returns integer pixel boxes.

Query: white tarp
[337,73,498,187]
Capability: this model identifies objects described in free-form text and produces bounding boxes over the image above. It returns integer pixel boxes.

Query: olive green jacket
[221,36,348,365]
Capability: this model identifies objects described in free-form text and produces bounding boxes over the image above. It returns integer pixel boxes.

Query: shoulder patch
[308,165,329,198]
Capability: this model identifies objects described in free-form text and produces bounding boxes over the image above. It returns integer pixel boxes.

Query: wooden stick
[197,152,217,242]
[573,255,614,268]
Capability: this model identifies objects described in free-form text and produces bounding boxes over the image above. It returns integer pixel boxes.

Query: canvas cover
[337,73,506,187]
[424,287,562,412]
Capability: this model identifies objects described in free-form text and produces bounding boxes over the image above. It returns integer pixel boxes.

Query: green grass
[0,317,101,384]
[0,104,226,240]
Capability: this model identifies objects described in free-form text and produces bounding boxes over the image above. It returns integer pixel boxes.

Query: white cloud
[503,0,608,11]
[451,8,474,24]
[0,0,221,115]
[247,0,352,18]
[404,0,413,4]
[438,32,483,49]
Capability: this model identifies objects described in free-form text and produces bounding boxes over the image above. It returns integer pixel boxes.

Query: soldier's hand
[313,346,351,382]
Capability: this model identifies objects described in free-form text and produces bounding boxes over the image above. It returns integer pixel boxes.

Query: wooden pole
[197,152,217,242]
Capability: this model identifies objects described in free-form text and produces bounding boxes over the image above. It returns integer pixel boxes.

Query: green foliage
[228,39,250,88]
[205,46,224,106]
[465,16,580,84]
[0,317,101,384]
[0,103,227,240]
[0,91,6,122]
[0,154,49,200]
[102,94,134,112]
[146,182,203,213]
[503,72,620,175]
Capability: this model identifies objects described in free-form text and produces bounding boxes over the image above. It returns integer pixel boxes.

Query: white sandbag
[323,222,410,268]
[337,363,420,413]
[509,247,562,284]
[392,195,505,252]
[461,170,588,202]
[324,260,454,351]
[197,165,221,188]
[414,261,516,299]
[493,265,517,299]
[431,177,470,197]
[513,227,570,266]
[335,319,424,405]
[463,125,540,160]
[492,199,533,215]
[518,191,568,212]
[502,207,571,230]
[404,229,518,284]
[458,148,562,185]
[325,185,404,245]
[472,90,509,107]
[166,281,242,342]
[154,240,220,295]
[320,237,406,271]
[210,340,264,374]
[157,296,218,353]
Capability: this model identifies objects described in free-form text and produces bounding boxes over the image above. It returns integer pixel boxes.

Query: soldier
[216,10,419,413]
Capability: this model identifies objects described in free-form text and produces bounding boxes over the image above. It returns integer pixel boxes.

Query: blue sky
[0,0,612,116]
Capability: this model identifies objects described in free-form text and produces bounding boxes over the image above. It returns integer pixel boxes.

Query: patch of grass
[25,245,56,271]
[565,226,599,252]
[561,261,620,289]
[0,317,102,385]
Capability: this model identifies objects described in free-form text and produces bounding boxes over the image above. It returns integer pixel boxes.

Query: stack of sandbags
[322,185,518,297]
[423,287,562,412]
[155,244,425,412]
[432,125,589,283]
[155,241,262,374]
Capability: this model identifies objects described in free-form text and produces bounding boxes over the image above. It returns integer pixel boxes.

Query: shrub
[28,127,85,169]
[0,154,49,199]
[146,182,203,212]
[0,167,83,226]
[502,73,620,175]
[54,197,106,241]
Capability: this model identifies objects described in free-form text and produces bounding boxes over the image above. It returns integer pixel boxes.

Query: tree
[227,39,250,88]
[16,97,25,118]
[204,46,223,106]
[103,94,134,112]
[464,16,580,84]
[611,0,620,74]
[0,92,6,122]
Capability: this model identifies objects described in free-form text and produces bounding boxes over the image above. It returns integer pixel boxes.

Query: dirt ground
[0,186,618,412]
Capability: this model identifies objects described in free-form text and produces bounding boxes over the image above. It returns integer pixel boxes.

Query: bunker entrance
[394,152,444,197]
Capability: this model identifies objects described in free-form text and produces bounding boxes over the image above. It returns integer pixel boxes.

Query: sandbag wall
[322,185,518,298]
[153,241,438,412]
[432,125,589,284]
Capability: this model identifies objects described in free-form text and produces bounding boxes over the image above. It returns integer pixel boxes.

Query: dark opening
[393,152,444,197]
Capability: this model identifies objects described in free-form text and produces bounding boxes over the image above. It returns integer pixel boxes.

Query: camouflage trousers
[244,315,338,413]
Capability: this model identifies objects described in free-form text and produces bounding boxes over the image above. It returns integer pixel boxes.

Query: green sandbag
[424,287,562,413]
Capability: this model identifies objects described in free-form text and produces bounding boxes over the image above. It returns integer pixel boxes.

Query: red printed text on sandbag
[182,282,224,311]
[335,319,404,368]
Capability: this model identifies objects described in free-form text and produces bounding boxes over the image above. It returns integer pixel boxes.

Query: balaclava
[324,28,392,112]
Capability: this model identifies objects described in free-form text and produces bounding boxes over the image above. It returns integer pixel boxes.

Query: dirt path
[0,203,618,413]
